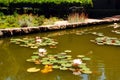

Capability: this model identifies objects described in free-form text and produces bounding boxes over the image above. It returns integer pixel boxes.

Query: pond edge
[0,15,120,38]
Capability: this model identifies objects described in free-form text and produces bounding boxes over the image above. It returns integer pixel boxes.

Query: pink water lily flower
[73,59,82,65]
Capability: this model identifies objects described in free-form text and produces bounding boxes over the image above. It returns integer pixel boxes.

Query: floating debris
[10,37,58,49]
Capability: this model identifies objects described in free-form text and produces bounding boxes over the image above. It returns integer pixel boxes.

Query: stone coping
[0,15,120,37]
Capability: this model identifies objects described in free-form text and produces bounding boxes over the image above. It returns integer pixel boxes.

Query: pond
[0,24,120,80]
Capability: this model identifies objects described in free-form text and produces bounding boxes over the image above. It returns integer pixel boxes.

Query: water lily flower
[113,23,120,29]
[73,59,82,65]
[36,39,42,43]
[35,36,42,43]
[38,48,46,53]
[38,48,47,57]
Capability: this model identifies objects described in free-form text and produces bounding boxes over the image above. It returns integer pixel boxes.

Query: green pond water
[0,24,120,80]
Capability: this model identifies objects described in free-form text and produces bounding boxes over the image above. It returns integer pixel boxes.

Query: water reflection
[79,60,106,80]
[80,74,89,80]
[55,75,61,80]
[39,25,110,38]
[5,76,16,80]
[6,77,12,80]
[97,63,106,80]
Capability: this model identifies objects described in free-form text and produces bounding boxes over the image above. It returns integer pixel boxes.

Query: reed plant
[68,12,88,23]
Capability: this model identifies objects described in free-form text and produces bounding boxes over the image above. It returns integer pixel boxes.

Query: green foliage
[0,0,93,6]
[0,12,4,16]
[0,13,62,29]
[42,17,62,25]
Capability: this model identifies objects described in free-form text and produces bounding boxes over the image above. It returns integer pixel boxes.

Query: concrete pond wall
[0,15,120,38]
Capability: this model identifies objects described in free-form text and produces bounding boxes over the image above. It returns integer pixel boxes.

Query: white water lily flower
[35,36,42,43]
[36,39,42,43]
[38,48,46,53]
[73,59,82,65]
[113,23,120,29]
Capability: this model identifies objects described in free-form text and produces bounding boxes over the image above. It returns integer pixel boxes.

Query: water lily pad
[61,63,72,67]
[39,43,47,46]
[67,57,72,60]
[65,55,72,58]
[42,58,49,60]
[96,42,104,45]
[26,59,35,62]
[68,60,73,62]
[58,60,68,64]
[81,67,90,71]
[82,70,92,74]
[49,60,58,63]
[27,43,35,46]
[59,52,67,55]
[52,65,60,69]
[49,58,56,60]
[64,50,72,53]
[15,42,20,44]
[42,61,53,65]
[69,68,76,71]
[27,67,40,72]
[30,46,38,49]
[31,56,39,59]
[76,32,83,35]
[91,32,97,35]
[33,52,39,54]
[97,33,104,37]
[41,59,48,62]
[10,37,58,49]
[60,67,68,70]
[10,40,17,43]
[78,63,86,68]
[20,44,27,47]
[82,57,91,61]
[77,55,85,58]
[26,50,92,75]
[47,54,54,57]
[57,56,66,59]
